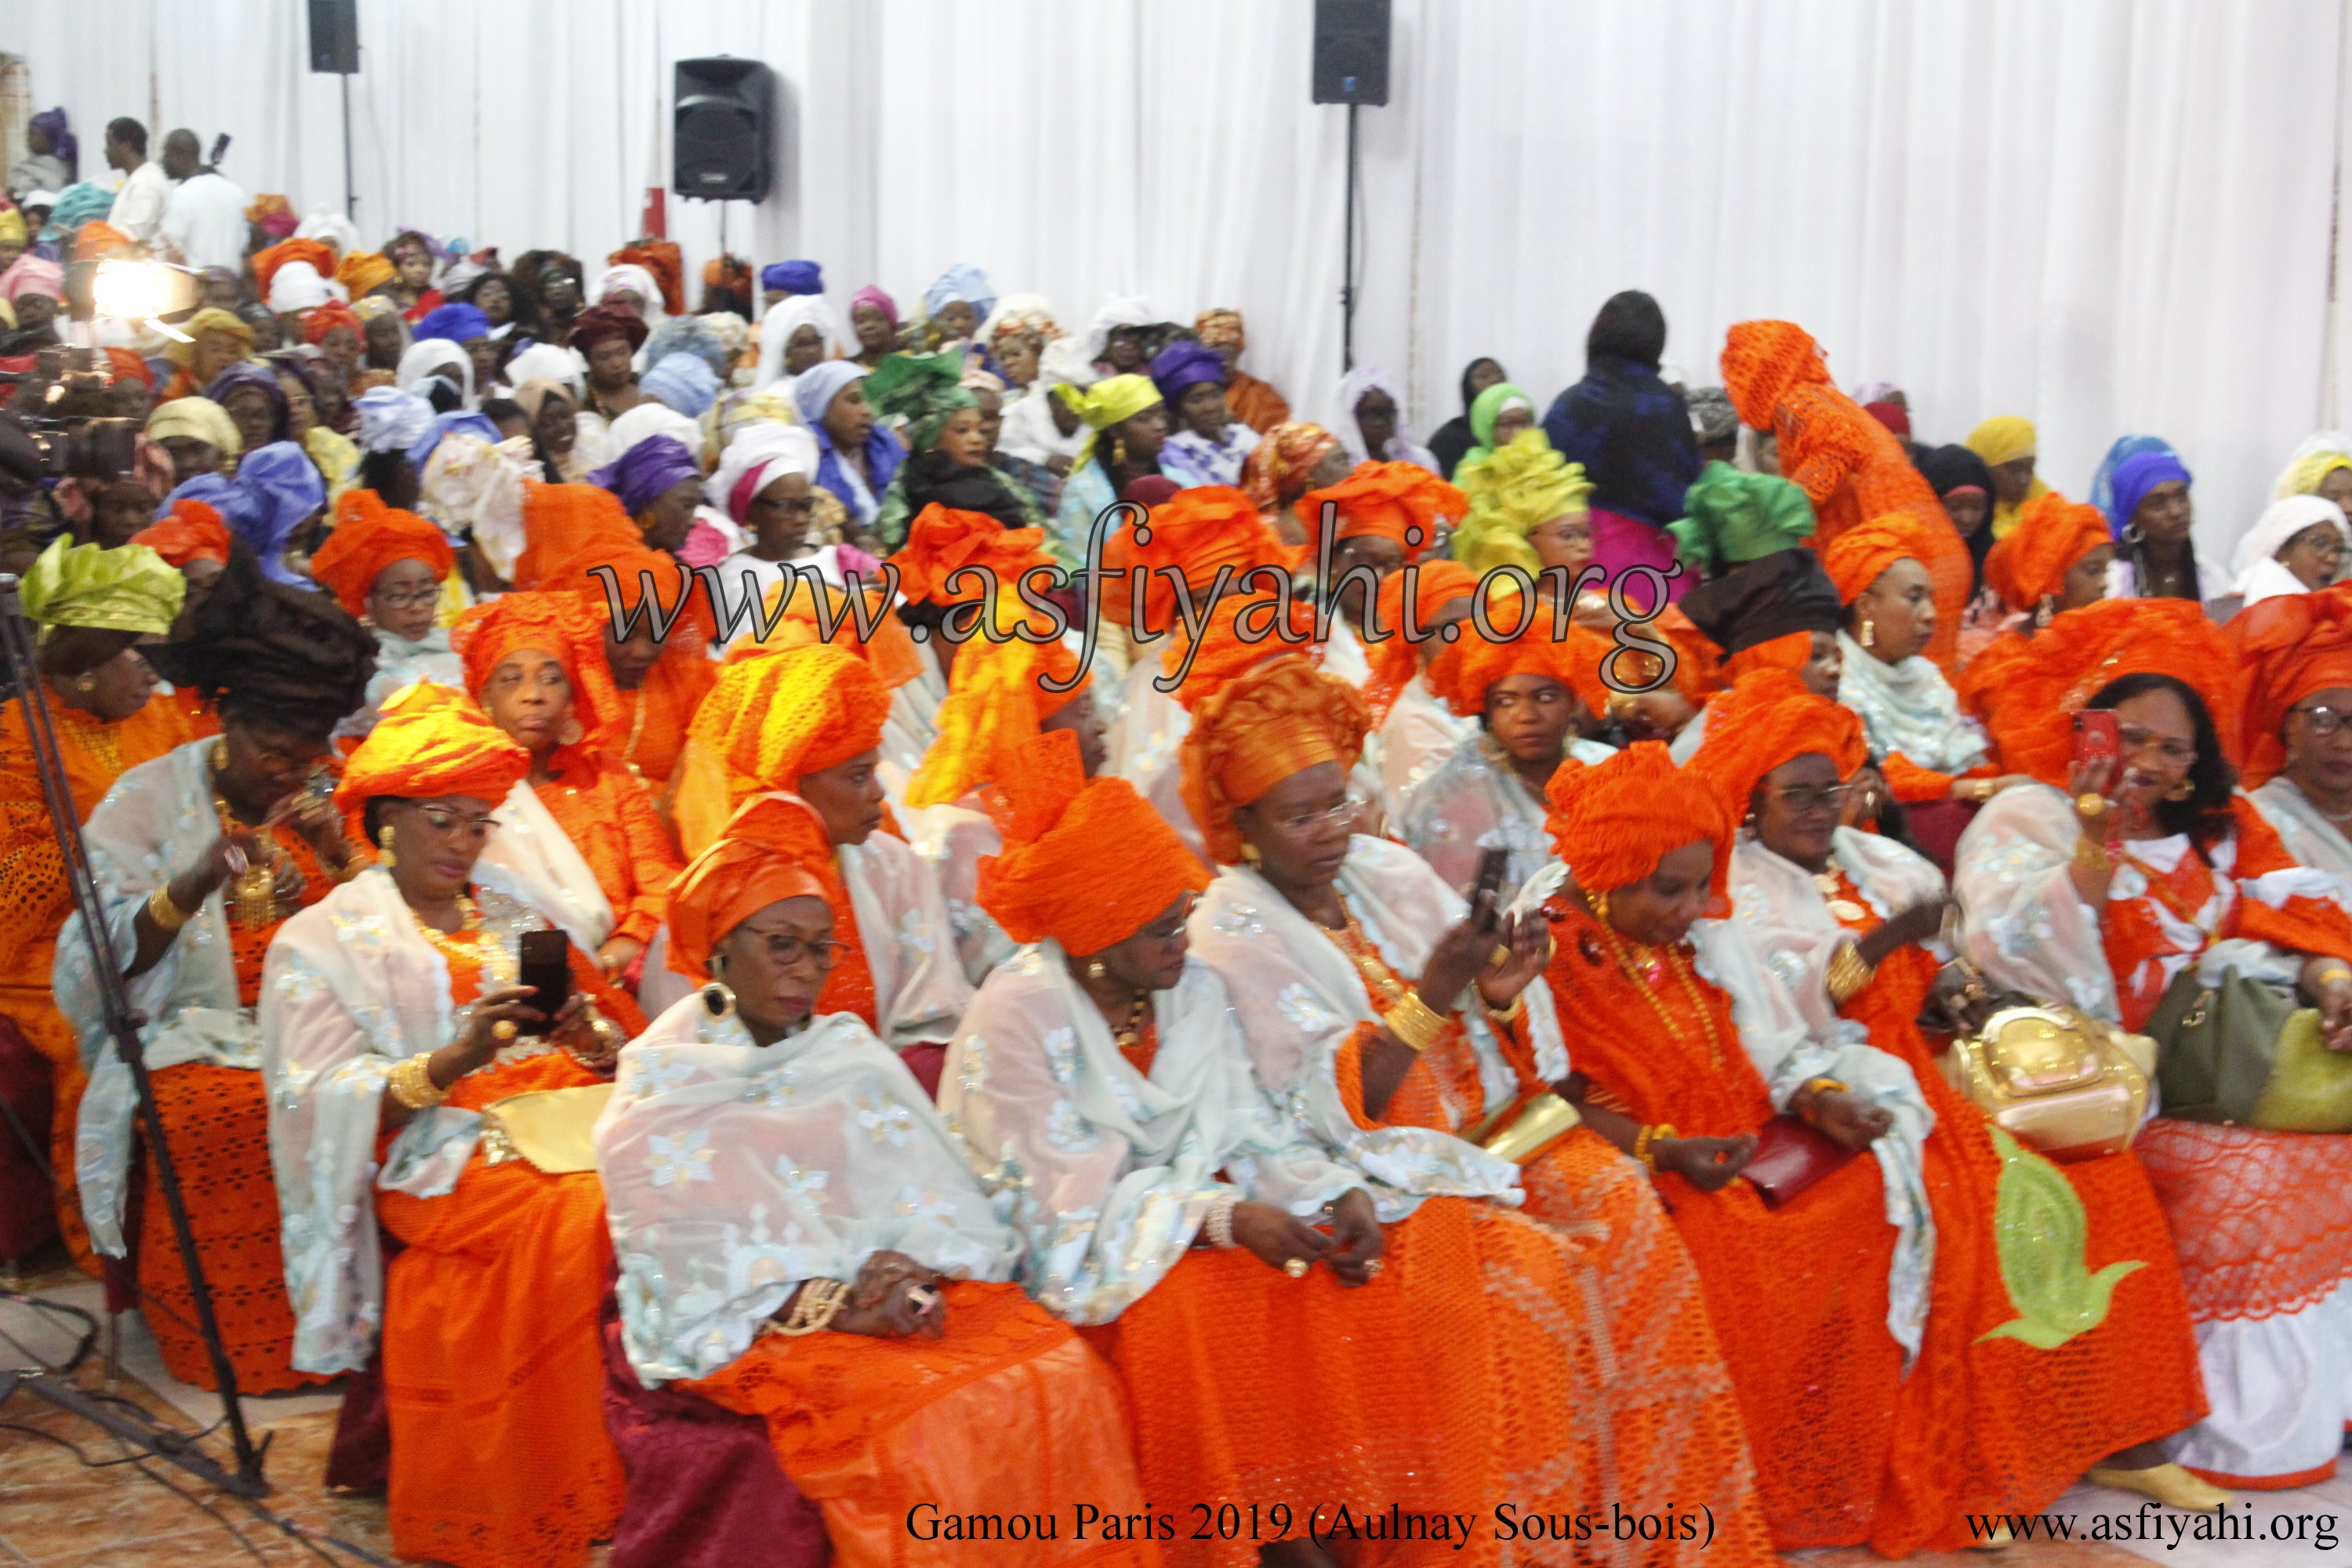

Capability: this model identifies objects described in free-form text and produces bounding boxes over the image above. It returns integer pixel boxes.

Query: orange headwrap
[132,500,234,568]
[1821,511,1940,604]
[334,682,530,831]
[1163,585,1324,715]
[1721,630,1814,685]
[904,622,1089,809]
[1981,597,2243,786]
[1299,460,1464,567]
[1363,560,1479,723]
[1103,484,1299,631]
[1686,669,1868,821]
[1239,422,1344,515]
[978,729,1210,954]
[103,346,154,388]
[665,793,838,981]
[1181,655,1370,864]
[536,524,717,648]
[1433,602,1615,721]
[727,573,925,693]
[609,241,686,317]
[691,642,887,793]
[1983,491,2110,610]
[887,505,1056,608]
[451,590,622,757]
[2229,583,2352,787]
[73,222,136,260]
[513,480,637,593]
[1719,320,1830,432]
[254,238,338,300]
[1544,742,1730,895]
[337,249,395,299]
[303,299,364,347]
[310,490,456,619]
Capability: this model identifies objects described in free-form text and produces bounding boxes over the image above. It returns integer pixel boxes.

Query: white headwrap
[594,263,665,325]
[419,433,541,582]
[395,337,474,411]
[292,211,360,260]
[753,296,848,391]
[1329,364,1417,465]
[1083,295,1152,361]
[499,341,584,397]
[2231,494,2350,605]
[706,421,821,521]
[1036,335,1100,391]
[606,401,707,468]
[267,260,345,314]
[353,387,437,454]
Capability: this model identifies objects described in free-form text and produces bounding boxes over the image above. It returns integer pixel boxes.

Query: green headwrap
[21,536,186,636]
[1668,461,1816,573]
[1462,380,1537,467]
[862,350,975,451]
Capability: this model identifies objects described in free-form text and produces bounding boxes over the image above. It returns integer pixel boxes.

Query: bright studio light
[89,259,201,336]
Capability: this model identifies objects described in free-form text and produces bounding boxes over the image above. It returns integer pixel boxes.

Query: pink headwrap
[728,458,787,526]
[1,255,64,303]
[849,285,897,327]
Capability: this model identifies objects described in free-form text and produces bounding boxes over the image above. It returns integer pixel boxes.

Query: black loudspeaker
[674,57,776,202]
[307,0,358,74]
[1312,0,1390,105]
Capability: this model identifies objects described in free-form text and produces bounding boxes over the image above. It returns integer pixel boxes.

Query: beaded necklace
[1327,898,1406,1007]
[1588,903,1724,1070]
[407,892,485,963]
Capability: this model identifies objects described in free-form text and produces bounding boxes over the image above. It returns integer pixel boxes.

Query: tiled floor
[5,1243,2350,1565]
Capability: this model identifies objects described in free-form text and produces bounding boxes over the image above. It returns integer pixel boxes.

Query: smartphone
[515,929,572,1036]
[1472,847,1512,927]
[2074,710,2122,768]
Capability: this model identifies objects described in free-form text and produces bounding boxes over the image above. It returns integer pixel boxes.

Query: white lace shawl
[2250,777,2352,891]
[1396,734,1615,906]
[1188,837,1559,1211]
[1375,674,1477,816]
[1835,630,1989,774]
[1721,827,1948,1011]
[474,777,617,952]
[942,948,1364,1326]
[596,1000,1021,1385]
[898,797,1015,984]
[839,829,974,1048]
[257,868,559,1374]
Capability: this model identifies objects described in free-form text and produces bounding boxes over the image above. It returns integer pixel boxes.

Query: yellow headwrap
[1057,374,1162,473]
[1965,416,2047,539]
[147,396,243,456]
[1448,430,1593,576]
[165,307,255,367]
[0,209,25,247]
[2279,448,2352,500]
[20,537,187,636]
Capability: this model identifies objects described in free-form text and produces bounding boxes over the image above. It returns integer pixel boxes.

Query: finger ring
[492,1020,518,1041]
[1364,1259,1383,1278]
[906,1284,938,1310]
[1490,943,1512,967]
[1283,1258,1309,1278]
[2076,792,2110,815]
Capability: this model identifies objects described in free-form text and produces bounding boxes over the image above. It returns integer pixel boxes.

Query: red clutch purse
[1741,1114,1857,1207]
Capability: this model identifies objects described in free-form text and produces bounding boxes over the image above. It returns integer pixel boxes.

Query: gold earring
[1086,959,1107,980]
[1112,436,1127,466]
[2034,594,2056,629]
[557,717,584,746]
[1240,842,1262,867]
[1858,619,1876,649]
[1585,888,1611,927]
[376,825,396,870]
[700,979,737,1020]
[2166,780,2194,801]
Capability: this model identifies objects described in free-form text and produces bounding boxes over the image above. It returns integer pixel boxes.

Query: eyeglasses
[1134,896,1199,944]
[372,586,442,611]
[2294,704,2352,739]
[2118,723,2198,764]
[753,932,851,971]
[408,805,505,838]
[1761,782,1851,815]
[1268,797,1363,833]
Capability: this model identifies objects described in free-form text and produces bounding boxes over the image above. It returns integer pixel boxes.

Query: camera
[0,349,140,488]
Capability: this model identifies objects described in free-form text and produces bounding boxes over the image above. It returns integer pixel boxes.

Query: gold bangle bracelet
[762,1277,848,1337]
[1383,989,1448,1053]
[1483,990,1527,1029]
[2314,966,2352,990]
[1825,943,1875,1005]
[2073,835,2114,876]
[1633,1122,1677,1169]
[387,1052,444,1111]
[145,884,193,931]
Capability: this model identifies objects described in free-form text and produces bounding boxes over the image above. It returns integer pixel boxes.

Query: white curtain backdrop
[6,0,2345,556]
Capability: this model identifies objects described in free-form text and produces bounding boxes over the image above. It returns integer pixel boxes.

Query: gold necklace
[1110,993,1151,1054]
[1330,897,1406,1006]
[211,742,285,925]
[1811,864,1870,924]
[620,690,649,781]
[1588,902,1724,1069]
[407,893,484,964]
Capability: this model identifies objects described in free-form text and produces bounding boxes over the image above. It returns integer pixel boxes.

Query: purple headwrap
[2106,448,2194,539]
[219,442,326,586]
[1149,340,1227,406]
[590,434,703,517]
[203,361,292,447]
[762,260,824,296]
[415,301,492,344]
[848,285,897,328]
[29,109,76,175]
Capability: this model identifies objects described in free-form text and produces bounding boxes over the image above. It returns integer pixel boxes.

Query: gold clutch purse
[1942,1005,2152,1162]
[1475,1091,1584,1165]
[478,1083,615,1174]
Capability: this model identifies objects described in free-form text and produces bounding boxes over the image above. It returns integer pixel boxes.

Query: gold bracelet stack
[1632,1122,1676,1167]
[2315,965,2352,990]
[145,884,193,931]
[2073,834,2114,876]
[762,1278,847,1337]
[1825,943,1876,1005]
[1383,988,1448,1053]
[387,1052,444,1110]
[1202,1191,1240,1250]
[1483,990,1527,1029]
[1798,1077,1851,1127]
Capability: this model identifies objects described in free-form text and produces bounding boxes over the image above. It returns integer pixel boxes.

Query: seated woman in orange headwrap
[1689,670,2214,1534]
[1961,596,2352,1491]
[597,793,1156,1568]
[678,644,971,1093]
[307,488,462,740]
[1530,745,2208,1551]
[1954,490,2114,710]
[1295,459,1464,689]
[948,731,1490,1567]
[1183,659,1777,1567]
[2,539,191,1265]
[453,592,683,985]
[260,684,642,1568]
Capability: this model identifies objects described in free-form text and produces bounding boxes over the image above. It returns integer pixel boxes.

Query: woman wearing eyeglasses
[597,790,1156,1568]
[308,488,463,742]
[260,683,641,1568]
[2237,585,2352,882]
[1955,597,2352,1494]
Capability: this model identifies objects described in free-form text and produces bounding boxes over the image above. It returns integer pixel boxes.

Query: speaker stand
[340,72,355,220]
[1341,101,1358,374]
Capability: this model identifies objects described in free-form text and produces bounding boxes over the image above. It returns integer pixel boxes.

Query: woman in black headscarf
[1541,290,1702,590]
[1426,357,1505,479]
[1915,444,2005,657]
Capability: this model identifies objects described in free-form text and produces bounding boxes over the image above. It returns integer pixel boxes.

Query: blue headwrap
[415,301,492,344]
[2088,435,2178,532]
[155,472,233,521]
[219,443,326,586]
[406,411,501,475]
[2105,448,2194,539]
[922,264,995,326]
[46,181,114,239]
[354,387,437,455]
[641,352,720,420]
[791,359,869,429]
[590,434,704,517]
[762,260,824,296]
[201,362,292,447]
[1150,340,1228,407]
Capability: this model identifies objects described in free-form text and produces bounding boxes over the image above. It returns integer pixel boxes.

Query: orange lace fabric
[535,748,684,946]
[1330,921,1777,1567]
[2136,1120,2352,1322]
[1817,872,2208,1552]
[373,935,626,1568]
[686,1281,1157,1568]
[613,648,714,816]
[0,695,190,1265]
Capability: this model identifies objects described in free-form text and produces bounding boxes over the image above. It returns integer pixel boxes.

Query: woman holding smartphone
[260,683,642,1568]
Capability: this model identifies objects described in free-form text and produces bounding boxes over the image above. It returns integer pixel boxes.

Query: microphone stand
[0,574,267,1497]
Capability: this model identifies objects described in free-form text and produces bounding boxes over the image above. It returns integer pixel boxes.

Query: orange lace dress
[0,691,190,1265]
[372,932,633,1568]
[532,750,684,949]
[611,644,715,829]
